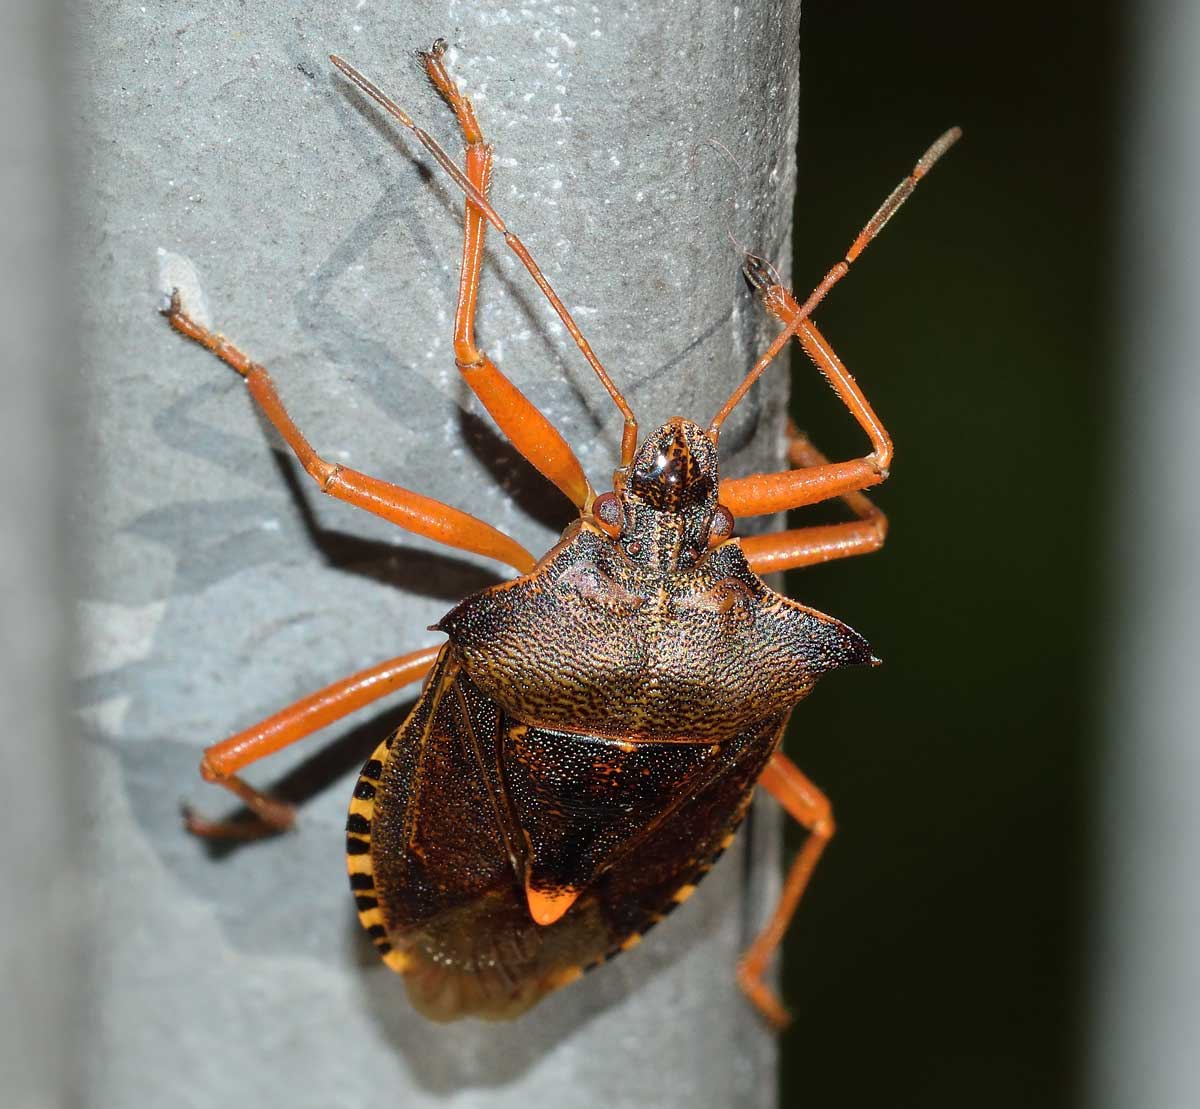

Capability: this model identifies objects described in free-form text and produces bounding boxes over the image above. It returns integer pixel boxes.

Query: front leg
[709,127,959,458]
[720,278,892,518]
[419,41,594,511]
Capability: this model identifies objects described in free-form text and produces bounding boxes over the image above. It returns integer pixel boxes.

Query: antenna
[330,54,641,465]
[709,127,961,436]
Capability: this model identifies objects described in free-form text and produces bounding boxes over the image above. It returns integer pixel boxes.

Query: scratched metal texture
[73,2,798,1106]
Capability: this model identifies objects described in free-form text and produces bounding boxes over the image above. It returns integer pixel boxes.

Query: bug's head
[593,418,734,571]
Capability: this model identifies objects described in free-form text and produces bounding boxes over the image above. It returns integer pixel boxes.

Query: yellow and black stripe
[581,818,744,975]
[346,739,410,974]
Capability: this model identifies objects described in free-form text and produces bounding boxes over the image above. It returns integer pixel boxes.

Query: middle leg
[163,295,537,575]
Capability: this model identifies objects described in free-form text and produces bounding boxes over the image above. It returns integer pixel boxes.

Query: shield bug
[165,40,958,1026]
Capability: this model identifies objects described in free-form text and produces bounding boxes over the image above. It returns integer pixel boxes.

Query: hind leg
[738,752,834,1029]
[185,645,441,839]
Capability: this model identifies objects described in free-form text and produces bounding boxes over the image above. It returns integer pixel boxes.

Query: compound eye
[707,504,735,548]
[593,491,622,538]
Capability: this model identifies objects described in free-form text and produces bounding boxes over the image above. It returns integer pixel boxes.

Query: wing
[580,712,785,962]
[347,643,786,1020]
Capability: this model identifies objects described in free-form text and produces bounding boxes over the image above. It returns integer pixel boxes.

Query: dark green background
[779,2,1116,1104]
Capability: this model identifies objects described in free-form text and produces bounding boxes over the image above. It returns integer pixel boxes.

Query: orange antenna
[329,54,641,466]
[709,127,961,437]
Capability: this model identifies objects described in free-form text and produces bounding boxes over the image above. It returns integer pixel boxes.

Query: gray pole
[1090,0,1200,1105]
[74,3,798,1105]
[0,2,78,1107]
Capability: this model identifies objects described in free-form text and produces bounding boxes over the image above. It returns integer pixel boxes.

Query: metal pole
[0,1,78,1106]
[1090,1,1200,1106]
[75,3,798,1104]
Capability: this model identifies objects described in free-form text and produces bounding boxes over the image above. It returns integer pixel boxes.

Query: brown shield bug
[165,39,958,1026]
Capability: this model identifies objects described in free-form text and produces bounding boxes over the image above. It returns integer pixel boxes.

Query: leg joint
[454,350,486,372]
[315,460,344,493]
[198,753,226,784]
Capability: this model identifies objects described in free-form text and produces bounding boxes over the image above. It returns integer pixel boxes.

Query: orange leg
[419,42,594,511]
[739,424,887,574]
[162,294,536,575]
[185,645,441,839]
[738,751,834,1029]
